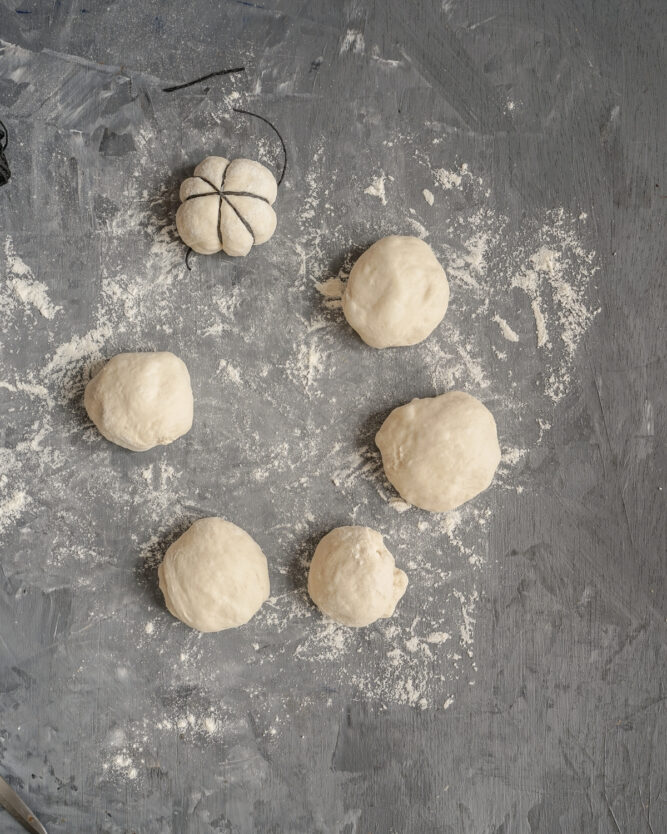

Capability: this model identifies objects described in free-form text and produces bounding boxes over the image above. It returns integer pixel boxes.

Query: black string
[217,161,230,248]
[233,107,287,186]
[184,169,257,247]
[185,247,193,271]
[222,195,255,244]
[220,190,269,203]
[0,120,10,187]
[162,67,245,93]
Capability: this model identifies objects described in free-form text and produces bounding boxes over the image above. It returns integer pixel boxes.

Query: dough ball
[342,235,449,348]
[158,517,270,632]
[84,351,193,452]
[307,526,408,627]
[376,391,501,512]
[175,156,277,257]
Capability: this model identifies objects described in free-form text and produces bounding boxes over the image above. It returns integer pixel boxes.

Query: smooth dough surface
[342,235,449,348]
[158,517,270,632]
[307,526,408,627]
[175,156,277,257]
[84,351,193,452]
[376,391,501,512]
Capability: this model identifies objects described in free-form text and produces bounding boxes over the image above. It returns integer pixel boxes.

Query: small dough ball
[175,156,277,257]
[342,235,449,348]
[376,391,501,512]
[307,526,408,627]
[84,351,193,452]
[158,517,270,632]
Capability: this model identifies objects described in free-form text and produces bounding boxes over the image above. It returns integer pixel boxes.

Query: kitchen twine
[163,68,287,270]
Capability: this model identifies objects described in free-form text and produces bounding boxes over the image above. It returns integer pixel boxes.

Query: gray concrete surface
[0,1,665,832]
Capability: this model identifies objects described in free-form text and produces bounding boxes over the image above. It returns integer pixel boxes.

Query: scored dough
[342,235,449,348]
[307,526,408,627]
[376,391,501,512]
[84,351,193,452]
[158,517,270,632]
[176,156,277,257]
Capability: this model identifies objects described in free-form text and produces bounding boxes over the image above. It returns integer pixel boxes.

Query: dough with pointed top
[307,526,408,627]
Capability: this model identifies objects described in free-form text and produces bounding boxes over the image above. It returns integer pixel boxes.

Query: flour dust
[0,42,600,783]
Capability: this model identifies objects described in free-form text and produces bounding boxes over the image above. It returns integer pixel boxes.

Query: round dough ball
[376,391,501,512]
[84,351,193,452]
[342,235,449,348]
[158,517,270,632]
[176,156,277,257]
[307,526,408,627]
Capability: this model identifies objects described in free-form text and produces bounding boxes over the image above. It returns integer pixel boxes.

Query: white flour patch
[3,238,31,278]
[43,324,113,401]
[531,299,550,347]
[217,359,242,385]
[340,29,365,54]
[315,277,345,298]
[406,217,429,239]
[427,632,451,644]
[0,490,29,534]
[43,325,112,376]
[364,172,388,204]
[292,341,326,391]
[315,276,345,309]
[434,167,462,189]
[10,277,61,319]
[4,237,61,319]
[422,188,435,205]
[493,314,519,342]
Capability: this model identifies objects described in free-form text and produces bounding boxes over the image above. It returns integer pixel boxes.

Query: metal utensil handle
[0,775,48,834]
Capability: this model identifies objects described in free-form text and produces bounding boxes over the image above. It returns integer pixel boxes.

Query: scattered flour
[435,168,462,189]
[405,217,429,239]
[315,276,345,309]
[217,359,242,385]
[0,490,29,534]
[315,277,345,298]
[492,314,520,342]
[340,29,365,55]
[531,299,550,348]
[0,61,600,755]
[434,163,472,191]
[4,237,61,319]
[10,277,61,319]
[364,172,388,205]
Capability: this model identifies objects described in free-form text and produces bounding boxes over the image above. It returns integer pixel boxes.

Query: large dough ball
[158,517,270,632]
[84,351,193,452]
[342,235,449,348]
[376,391,501,512]
[307,526,408,627]
[176,156,277,257]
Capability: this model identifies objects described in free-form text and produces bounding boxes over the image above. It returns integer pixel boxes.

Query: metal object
[0,774,48,834]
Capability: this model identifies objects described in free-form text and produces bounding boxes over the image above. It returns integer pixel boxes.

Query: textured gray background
[0,1,666,832]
